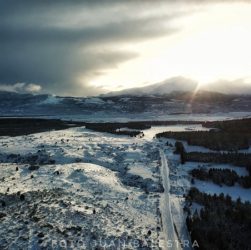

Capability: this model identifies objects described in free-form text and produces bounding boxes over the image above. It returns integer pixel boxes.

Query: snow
[119,97,131,102]
[0,121,250,249]
[39,95,61,105]
[159,149,181,250]
[0,163,127,195]
[116,127,139,132]
[84,97,105,104]
[164,148,251,203]
[143,124,209,140]
[0,127,162,249]
[192,180,251,202]
[182,162,249,177]
[128,163,156,180]
[170,195,192,249]
[239,147,251,153]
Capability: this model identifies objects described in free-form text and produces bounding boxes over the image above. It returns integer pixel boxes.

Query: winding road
[159,149,181,250]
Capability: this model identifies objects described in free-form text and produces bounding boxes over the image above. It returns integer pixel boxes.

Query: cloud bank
[0,0,250,96]
[0,83,42,94]
[0,0,185,96]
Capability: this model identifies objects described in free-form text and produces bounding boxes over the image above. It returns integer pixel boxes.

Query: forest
[184,152,251,171]
[186,187,251,250]
[190,168,251,188]
[202,118,251,133]
[173,141,251,185]
[157,118,251,151]
[0,118,86,136]
[157,130,249,150]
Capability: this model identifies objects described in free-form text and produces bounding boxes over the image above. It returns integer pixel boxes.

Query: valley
[0,118,250,249]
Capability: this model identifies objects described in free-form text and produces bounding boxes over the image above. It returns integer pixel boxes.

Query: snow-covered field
[143,124,209,141]
[0,127,166,249]
[0,123,250,249]
[164,147,251,203]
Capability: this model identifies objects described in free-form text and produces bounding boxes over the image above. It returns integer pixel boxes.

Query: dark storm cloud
[0,0,249,95]
[3,0,246,96]
[0,0,185,96]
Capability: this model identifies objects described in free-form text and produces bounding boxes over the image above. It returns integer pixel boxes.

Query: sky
[0,0,251,96]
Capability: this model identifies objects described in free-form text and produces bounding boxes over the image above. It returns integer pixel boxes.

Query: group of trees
[85,122,150,131]
[114,130,144,137]
[202,118,251,133]
[0,118,83,137]
[157,118,251,151]
[173,141,251,188]
[157,130,249,150]
[173,142,251,176]
[190,168,251,188]
[174,141,186,164]
[184,152,251,169]
[186,187,251,250]
[84,123,148,137]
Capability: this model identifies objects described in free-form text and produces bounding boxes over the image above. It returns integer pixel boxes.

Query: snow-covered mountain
[104,77,251,97]
[0,88,250,120]
[104,77,198,97]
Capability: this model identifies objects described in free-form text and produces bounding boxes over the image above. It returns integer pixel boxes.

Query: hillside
[0,90,250,121]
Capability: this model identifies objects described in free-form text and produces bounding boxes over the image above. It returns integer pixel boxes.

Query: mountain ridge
[102,77,251,97]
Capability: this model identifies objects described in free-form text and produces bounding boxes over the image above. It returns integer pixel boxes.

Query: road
[159,149,181,250]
